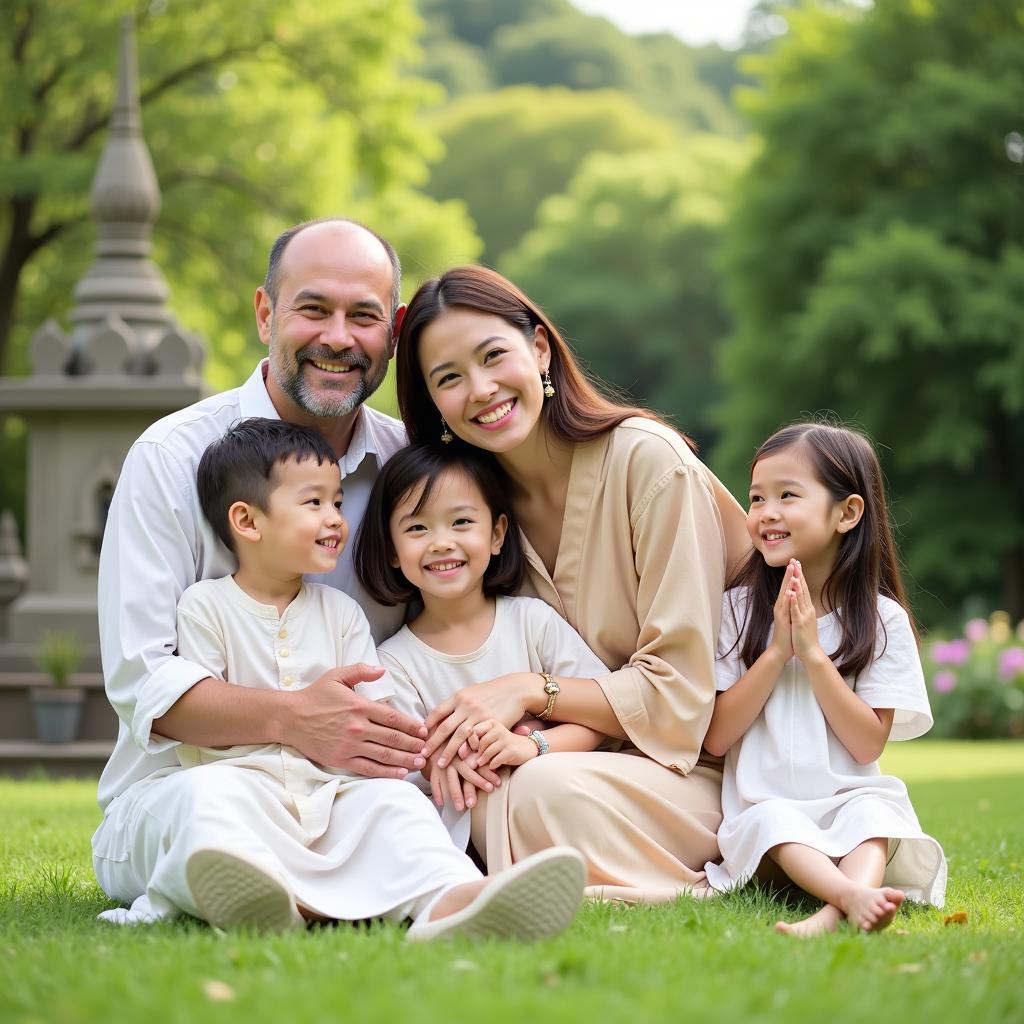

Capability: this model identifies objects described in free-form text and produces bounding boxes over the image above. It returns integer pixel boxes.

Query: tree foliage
[416,0,743,134]
[503,138,750,450]
[0,0,481,386]
[425,87,685,263]
[715,0,1024,623]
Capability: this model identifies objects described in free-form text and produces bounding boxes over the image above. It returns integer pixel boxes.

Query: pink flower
[964,618,989,643]
[998,647,1024,682]
[933,670,957,693]
[931,639,970,666]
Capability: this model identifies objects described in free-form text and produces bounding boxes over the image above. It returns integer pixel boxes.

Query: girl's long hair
[731,422,914,679]
[395,265,693,450]
[353,444,525,607]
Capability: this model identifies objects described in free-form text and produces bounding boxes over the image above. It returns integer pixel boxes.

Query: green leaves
[715,0,1024,623]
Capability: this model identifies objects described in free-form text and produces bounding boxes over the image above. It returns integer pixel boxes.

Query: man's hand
[283,664,429,778]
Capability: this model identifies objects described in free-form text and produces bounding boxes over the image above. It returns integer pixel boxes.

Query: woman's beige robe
[471,417,748,903]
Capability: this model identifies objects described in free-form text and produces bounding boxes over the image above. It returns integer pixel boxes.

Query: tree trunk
[0,195,36,376]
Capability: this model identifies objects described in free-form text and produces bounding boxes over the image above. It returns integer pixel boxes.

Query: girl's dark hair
[197,417,337,552]
[730,422,915,680]
[354,444,525,606]
[395,265,694,451]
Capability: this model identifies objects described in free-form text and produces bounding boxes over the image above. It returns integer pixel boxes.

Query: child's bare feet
[839,886,905,932]
[775,902,842,937]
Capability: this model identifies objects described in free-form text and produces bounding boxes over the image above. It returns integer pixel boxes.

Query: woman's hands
[424,674,535,767]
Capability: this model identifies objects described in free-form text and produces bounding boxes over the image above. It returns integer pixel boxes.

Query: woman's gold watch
[538,671,560,721]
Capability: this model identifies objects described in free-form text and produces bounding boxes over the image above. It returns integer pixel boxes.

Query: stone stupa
[0,14,207,668]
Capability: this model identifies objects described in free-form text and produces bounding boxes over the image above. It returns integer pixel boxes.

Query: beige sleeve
[594,463,727,774]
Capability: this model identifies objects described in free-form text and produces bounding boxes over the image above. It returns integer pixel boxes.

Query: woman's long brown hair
[395,266,693,450]
[730,422,915,680]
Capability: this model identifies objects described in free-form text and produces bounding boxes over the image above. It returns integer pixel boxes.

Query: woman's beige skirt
[471,748,723,904]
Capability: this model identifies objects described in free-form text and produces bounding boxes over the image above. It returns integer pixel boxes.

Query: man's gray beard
[270,340,387,419]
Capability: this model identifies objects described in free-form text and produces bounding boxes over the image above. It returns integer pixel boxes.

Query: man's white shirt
[96,360,407,810]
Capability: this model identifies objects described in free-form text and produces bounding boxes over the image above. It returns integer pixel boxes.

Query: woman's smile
[471,398,517,429]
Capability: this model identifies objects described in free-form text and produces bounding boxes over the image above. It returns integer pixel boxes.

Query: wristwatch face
[543,679,559,696]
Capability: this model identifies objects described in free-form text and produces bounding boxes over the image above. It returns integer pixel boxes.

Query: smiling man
[92,219,586,936]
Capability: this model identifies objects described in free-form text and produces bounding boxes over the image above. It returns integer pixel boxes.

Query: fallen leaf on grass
[892,963,925,974]
[968,951,987,963]
[944,912,968,926]
[202,980,235,1002]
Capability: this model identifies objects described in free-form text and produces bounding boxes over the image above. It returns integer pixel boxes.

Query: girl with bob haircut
[703,422,946,935]
[394,265,749,901]
[354,445,609,851]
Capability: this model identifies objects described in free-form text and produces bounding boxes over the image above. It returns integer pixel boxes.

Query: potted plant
[30,631,85,743]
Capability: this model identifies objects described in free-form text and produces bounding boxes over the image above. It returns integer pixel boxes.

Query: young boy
[174,417,395,773]
[168,417,585,938]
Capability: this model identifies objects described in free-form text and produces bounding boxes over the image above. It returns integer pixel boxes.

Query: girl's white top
[378,595,609,849]
[704,588,947,906]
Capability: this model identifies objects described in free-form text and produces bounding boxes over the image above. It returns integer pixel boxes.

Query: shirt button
[278,628,288,639]
[279,647,290,658]
[282,676,294,687]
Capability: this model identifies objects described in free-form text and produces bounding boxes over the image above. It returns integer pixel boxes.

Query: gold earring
[542,369,555,399]
[440,417,453,444]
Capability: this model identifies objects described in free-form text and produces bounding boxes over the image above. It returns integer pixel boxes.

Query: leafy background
[2,0,1022,629]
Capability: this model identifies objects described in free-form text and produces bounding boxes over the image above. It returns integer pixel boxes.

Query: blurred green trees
[0,0,481,390]
[715,0,1024,621]
[424,87,686,264]
[504,138,750,450]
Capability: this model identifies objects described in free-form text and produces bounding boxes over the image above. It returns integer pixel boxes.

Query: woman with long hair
[395,266,749,901]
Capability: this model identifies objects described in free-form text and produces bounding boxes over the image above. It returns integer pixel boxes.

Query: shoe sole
[407,847,585,942]
[185,847,303,932]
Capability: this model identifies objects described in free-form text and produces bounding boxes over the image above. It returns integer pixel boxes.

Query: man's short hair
[197,417,338,553]
[263,217,402,316]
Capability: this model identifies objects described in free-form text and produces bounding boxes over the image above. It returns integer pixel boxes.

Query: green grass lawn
[1,742,1021,1024]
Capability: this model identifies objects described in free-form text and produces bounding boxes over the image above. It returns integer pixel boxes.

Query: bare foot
[775,902,842,937]
[426,879,488,922]
[839,886,905,932]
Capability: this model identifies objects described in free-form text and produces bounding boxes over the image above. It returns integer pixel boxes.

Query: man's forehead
[278,223,393,300]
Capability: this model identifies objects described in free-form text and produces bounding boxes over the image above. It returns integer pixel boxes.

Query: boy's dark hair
[197,417,337,553]
[354,445,525,606]
[727,420,915,681]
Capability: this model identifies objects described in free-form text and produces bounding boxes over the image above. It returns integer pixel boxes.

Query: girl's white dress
[704,589,947,906]
[378,595,609,850]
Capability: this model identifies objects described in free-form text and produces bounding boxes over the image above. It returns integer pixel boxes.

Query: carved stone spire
[54,14,203,380]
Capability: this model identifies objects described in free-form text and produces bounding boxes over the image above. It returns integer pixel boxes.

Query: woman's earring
[440,417,453,444]
[542,369,555,399]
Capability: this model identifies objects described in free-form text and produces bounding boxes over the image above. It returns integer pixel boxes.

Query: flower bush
[923,612,1024,738]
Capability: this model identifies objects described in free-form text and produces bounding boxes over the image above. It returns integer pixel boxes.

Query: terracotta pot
[29,686,86,743]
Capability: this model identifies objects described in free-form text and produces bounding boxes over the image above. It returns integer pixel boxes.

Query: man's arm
[155,667,427,775]
[101,439,426,776]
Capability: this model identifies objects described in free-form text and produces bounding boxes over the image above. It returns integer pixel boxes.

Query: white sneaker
[185,847,304,933]
[406,847,585,942]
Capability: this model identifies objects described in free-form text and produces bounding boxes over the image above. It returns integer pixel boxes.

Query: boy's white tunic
[377,595,609,850]
[704,589,947,906]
